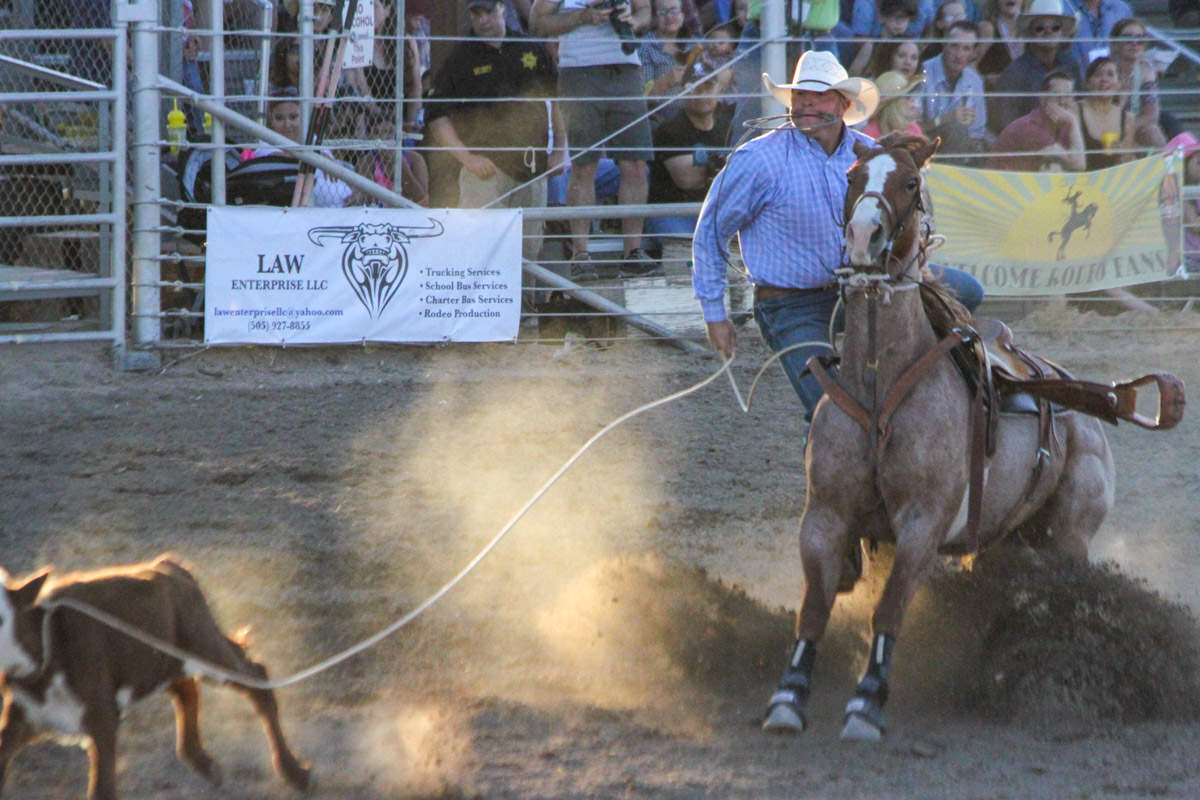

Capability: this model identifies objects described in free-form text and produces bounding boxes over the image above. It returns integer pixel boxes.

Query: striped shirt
[692,124,874,323]
[552,0,641,68]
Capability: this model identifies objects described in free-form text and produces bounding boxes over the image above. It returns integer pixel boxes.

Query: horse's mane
[919,271,973,338]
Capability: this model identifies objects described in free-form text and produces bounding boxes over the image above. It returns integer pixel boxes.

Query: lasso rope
[42,348,810,691]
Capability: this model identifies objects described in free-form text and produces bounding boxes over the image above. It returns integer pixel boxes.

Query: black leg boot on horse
[842,632,894,741]
[763,639,817,733]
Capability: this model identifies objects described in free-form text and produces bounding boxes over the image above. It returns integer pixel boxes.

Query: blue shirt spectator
[851,0,936,39]
[920,23,988,146]
[1066,0,1134,68]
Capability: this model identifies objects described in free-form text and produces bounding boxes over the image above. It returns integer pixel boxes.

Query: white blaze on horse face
[846,154,896,267]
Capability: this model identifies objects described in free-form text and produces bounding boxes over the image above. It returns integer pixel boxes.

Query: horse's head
[844,133,940,277]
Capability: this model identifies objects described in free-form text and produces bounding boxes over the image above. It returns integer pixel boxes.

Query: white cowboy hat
[1018,0,1078,37]
[762,51,879,127]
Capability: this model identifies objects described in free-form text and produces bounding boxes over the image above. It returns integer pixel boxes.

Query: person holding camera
[531,0,660,280]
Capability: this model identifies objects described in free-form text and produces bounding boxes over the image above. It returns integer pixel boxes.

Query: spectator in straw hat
[862,70,925,138]
[989,0,1084,135]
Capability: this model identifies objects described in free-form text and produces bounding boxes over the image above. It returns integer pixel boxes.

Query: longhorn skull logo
[308,219,445,318]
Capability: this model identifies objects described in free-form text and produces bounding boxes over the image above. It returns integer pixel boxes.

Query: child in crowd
[1164,132,1200,273]
[865,38,922,78]
[861,70,924,139]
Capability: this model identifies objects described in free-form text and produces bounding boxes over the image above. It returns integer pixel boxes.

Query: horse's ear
[915,136,941,168]
[853,139,873,162]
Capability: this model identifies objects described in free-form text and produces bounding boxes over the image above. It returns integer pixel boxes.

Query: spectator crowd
[179,0,1197,277]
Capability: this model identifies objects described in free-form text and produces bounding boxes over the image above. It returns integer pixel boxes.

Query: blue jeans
[931,264,984,312]
[753,288,841,420]
[752,266,983,419]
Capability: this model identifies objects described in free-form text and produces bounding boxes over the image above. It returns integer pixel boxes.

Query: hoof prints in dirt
[928,549,1200,727]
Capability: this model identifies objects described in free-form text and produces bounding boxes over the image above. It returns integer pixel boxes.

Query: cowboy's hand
[706,320,736,360]
[463,153,497,180]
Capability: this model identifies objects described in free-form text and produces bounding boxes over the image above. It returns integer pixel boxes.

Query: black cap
[467,0,504,9]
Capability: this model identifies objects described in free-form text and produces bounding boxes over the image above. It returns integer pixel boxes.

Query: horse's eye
[906,178,919,192]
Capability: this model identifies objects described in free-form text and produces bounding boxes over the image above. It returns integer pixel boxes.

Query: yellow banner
[926,156,1185,296]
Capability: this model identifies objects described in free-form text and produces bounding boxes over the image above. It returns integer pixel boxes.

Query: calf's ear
[8,569,51,609]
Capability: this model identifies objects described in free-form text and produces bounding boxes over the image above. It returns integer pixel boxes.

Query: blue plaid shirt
[692,124,874,323]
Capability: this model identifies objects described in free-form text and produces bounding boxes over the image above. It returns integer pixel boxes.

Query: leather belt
[753,283,833,304]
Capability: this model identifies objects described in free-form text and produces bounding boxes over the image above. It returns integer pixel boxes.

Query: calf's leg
[167,677,222,785]
[83,702,120,800]
[0,699,35,796]
[231,656,312,791]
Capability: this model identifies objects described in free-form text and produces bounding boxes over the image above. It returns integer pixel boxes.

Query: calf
[0,554,312,799]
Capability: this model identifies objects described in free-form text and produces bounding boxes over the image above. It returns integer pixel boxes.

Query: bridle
[842,164,928,287]
[817,148,984,552]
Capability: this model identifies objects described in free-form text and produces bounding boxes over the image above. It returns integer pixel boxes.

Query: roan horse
[762,134,1129,742]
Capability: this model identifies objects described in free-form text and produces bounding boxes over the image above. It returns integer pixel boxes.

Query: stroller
[168,146,301,337]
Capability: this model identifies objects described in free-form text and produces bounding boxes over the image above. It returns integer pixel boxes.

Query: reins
[812,160,987,553]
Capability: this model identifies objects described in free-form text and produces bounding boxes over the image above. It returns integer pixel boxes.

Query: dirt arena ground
[2,305,1200,799]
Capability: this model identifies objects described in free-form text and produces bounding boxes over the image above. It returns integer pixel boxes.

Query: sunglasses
[1033,22,1062,34]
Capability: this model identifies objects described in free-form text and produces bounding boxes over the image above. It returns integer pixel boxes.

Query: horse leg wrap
[844,633,894,733]
[763,639,817,733]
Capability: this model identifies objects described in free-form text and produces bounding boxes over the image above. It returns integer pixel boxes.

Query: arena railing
[125,5,1200,354]
[0,27,129,362]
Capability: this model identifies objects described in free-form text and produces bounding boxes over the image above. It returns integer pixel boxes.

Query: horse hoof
[762,691,806,734]
[840,712,884,742]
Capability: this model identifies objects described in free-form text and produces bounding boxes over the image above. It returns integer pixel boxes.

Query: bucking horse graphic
[309,219,445,318]
[1047,189,1099,261]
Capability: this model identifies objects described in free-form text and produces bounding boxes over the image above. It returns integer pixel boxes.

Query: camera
[600,0,638,55]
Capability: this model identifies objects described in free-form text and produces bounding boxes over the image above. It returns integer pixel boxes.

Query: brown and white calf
[0,555,312,799]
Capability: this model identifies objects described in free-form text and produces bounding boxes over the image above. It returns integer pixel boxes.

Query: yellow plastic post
[166,99,187,154]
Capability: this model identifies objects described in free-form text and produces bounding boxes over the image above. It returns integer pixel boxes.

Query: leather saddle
[971,317,1185,431]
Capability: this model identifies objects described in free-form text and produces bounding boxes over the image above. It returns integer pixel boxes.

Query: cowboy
[692,51,981,423]
[989,0,1085,135]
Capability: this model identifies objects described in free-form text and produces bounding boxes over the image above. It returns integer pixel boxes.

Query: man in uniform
[426,0,566,262]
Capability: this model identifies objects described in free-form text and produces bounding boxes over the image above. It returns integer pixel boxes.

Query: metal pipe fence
[5,3,1200,360]
[0,22,126,359]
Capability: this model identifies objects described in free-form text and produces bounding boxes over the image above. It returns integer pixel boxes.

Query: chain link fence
[0,0,124,350]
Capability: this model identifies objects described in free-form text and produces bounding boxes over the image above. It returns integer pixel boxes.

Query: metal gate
[0,4,128,362]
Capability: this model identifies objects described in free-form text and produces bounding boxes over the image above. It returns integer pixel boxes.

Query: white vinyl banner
[205,207,522,344]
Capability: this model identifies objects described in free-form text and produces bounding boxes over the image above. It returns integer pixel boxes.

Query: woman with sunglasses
[1109,17,1173,147]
